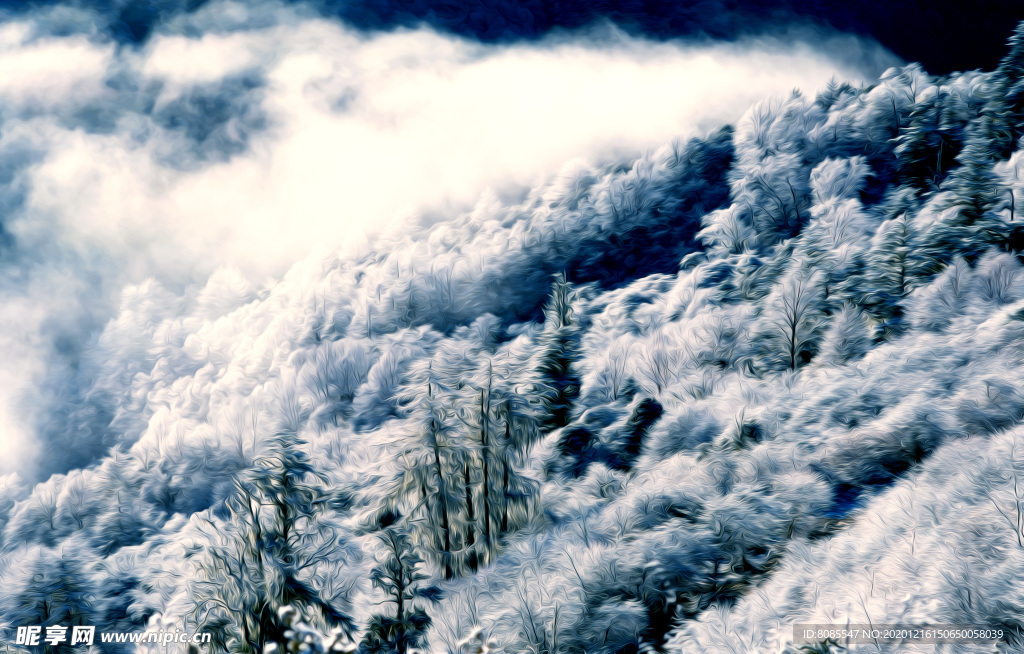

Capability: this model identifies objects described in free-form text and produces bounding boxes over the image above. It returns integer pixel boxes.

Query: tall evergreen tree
[985,21,1024,161]
[944,114,1004,223]
[189,431,352,653]
[895,89,965,190]
[360,527,441,654]
[494,398,540,536]
[535,273,581,432]
[393,367,464,580]
[460,365,494,567]
[862,214,913,339]
[455,364,541,564]
[931,23,1024,260]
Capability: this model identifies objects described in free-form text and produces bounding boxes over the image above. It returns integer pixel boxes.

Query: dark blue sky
[5,0,1021,75]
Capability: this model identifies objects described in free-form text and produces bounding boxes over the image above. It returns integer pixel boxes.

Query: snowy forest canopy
[3,7,1024,654]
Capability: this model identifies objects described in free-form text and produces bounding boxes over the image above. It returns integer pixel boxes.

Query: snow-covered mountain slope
[4,18,1024,654]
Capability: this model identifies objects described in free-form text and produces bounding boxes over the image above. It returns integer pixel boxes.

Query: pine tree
[189,431,353,653]
[461,371,541,561]
[392,367,463,580]
[814,77,855,112]
[895,89,964,190]
[463,365,494,565]
[944,114,1004,222]
[816,303,873,365]
[492,392,541,539]
[931,23,1024,259]
[986,21,1024,161]
[862,214,913,339]
[916,115,1009,275]
[360,528,441,654]
[256,432,354,642]
[535,273,581,431]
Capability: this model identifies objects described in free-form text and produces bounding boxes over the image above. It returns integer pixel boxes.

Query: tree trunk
[789,316,799,370]
[430,426,453,579]
[427,381,453,579]
[502,421,511,534]
[463,461,477,571]
[481,387,492,550]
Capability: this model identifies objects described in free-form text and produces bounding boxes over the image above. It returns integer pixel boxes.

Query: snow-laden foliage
[4,20,1024,654]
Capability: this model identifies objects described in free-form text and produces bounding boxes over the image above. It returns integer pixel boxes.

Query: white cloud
[24,18,893,279]
[142,32,262,86]
[0,300,45,471]
[0,35,112,108]
[0,6,897,474]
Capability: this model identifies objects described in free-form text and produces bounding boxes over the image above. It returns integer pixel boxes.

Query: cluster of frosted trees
[200,23,1024,653]
[355,275,582,652]
[420,24,1024,654]
[187,429,357,653]
[183,276,582,653]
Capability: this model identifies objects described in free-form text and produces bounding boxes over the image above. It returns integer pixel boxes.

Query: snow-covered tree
[895,88,965,190]
[815,303,873,365]
[861,212,913,338]
[391,368,464,580]
[754,266,828,371]
[5,547,95,654]
[188,430,352,653]
[360,528,440,654]
[535,273,582,432]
